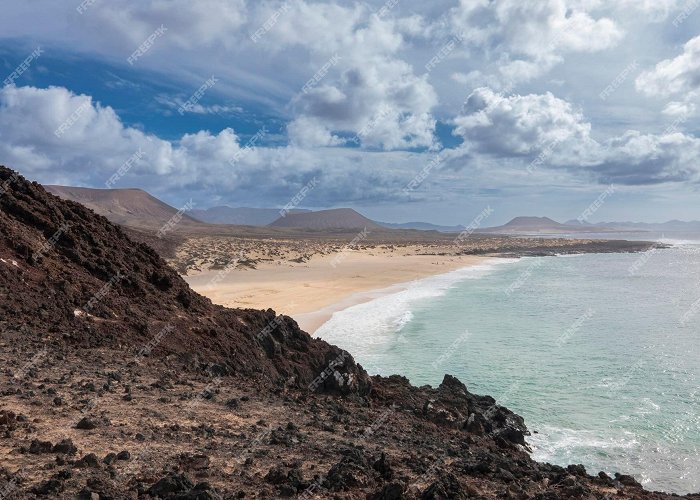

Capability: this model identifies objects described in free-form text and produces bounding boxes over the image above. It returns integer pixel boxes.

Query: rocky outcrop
[0,166,367,393]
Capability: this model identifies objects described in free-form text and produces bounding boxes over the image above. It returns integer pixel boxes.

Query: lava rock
[75,417,97,430]
[53,439,78,455]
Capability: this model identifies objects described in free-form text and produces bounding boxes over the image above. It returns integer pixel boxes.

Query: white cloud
[91,0,248,49]
[287,116,343,148]
[636,35,700,98]
[450,87,700,185]
[0,84,427,205]
[453,87,593,156]
[447,0,624,84]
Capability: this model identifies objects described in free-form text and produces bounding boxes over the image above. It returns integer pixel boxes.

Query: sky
[0,0,699,226]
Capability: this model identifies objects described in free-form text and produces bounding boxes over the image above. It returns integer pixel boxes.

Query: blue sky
[0,0,699,225]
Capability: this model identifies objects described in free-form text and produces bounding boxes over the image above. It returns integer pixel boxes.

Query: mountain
[268,208,383,230]
[376,221,466,232]
[44,185,201,229]
[190,206,311,226]
[480,216,619,234]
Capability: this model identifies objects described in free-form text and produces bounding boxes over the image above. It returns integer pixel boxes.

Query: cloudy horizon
[1,0,699,225]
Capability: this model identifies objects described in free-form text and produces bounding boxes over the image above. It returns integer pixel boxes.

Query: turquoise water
[316,244,700,494]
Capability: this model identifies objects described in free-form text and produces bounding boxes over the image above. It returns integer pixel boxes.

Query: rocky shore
[0,166,695,499]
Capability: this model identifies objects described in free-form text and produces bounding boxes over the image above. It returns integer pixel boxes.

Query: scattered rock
[76,417,97,430]
[28,439,53,454]
[53,439,78,455]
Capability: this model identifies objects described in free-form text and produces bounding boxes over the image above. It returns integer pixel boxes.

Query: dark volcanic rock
[28,439,53,454]
[148,472,195,496]
[53,439,78,455]
[0,166,369,393]
[75,417,98,430]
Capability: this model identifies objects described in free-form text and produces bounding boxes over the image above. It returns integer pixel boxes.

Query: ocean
[315,237,700,494]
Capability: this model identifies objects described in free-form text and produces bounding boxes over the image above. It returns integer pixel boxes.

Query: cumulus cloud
[593,130,700,184]
[1,0,700,213]
[636,35,700,98]
[0,84,425,206]
[447,0,623,85]
[453,88,593,157]
[450,87,700,185]
[287,116,343,148]
[280,10,439,150]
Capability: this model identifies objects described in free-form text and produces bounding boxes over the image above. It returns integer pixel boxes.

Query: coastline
[183,250,490,333]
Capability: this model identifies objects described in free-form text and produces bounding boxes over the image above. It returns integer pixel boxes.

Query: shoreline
[183,251,490,333]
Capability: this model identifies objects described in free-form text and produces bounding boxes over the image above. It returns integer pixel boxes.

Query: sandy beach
[184,248,487,333]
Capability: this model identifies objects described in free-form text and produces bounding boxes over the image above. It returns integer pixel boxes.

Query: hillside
[0,166,687,499]
[44,185,201,230]
[269,207,382,230]
[190,206,311,226]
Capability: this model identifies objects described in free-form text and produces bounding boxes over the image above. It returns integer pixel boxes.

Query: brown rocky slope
[0,166,696,499]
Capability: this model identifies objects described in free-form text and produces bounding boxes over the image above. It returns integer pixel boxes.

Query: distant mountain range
[190,206,311,226]
[44,186,700,235]
[476,216,620,234]
[268,208,382,230]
